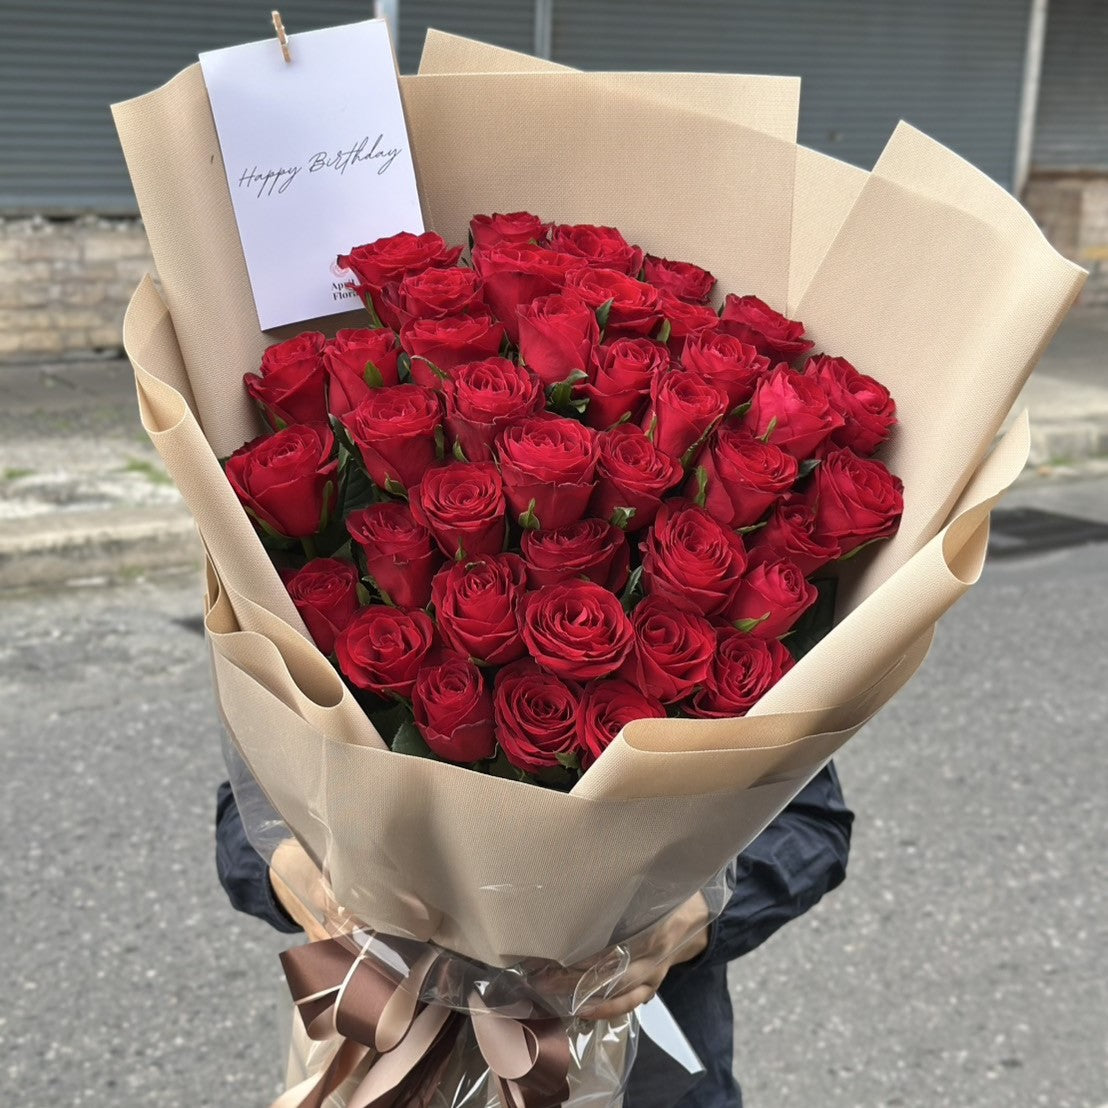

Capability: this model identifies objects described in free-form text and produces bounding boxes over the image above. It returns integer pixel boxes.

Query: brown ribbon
[274,936,571,1108]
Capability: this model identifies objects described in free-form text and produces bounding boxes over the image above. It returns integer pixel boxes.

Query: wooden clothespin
[271,10,292,63]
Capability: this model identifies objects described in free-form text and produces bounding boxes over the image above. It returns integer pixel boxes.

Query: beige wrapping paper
[114,32,1084,970]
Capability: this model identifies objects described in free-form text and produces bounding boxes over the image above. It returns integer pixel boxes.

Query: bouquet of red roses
[228,217,903,784]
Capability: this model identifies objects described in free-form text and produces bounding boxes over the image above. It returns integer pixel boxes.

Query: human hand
[269,838,338,944]
[576,893,712,1021]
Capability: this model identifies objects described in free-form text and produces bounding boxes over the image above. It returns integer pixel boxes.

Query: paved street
[1,476,1106,1107]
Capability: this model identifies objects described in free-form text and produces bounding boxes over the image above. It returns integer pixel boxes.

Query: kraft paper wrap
[113,31,1085,968]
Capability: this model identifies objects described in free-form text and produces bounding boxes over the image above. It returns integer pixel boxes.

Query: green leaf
[608,506,637,531]
[362,360,385,389]
[341,461,377,516]
[518,498,541,531]
[655,318,672,344]
[547,370,589,411]
[452,439,469,463]
[620,564,645,613]
[758,416,778,444]
[390,721,439,760]
[355,581,374,607]
[555,749,581,771]
[485,746,530,782]
[784,576,837,663]
[733,612,770,633]
[797,458,821,479]
[384,476,408,499]
[595,297,615,334]
[693,465,709,508]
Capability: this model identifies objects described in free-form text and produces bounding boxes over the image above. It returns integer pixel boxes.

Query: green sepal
[728,400,752,421]
[620,565,645,613]
[595,297,614,334]
[609,506,637,531]
[453,440,469,463]
[411,354,449,382]
[384,475,408,499]
[655,319,672,344]
[518,498,541,531]
[390,720,439,760]
[555,750,581,771]
[398,352,413,383]
[693,465,709,508]
[758,416,778,444]
[547,370,588,411]
[733,613,771,634]
[644,413,658,443]
[362,361,385,389]
[736,520,768,536]
[454,542,467,562]
[317,480,335,531]
[434,425,446,461]
[797,457,821,479]
[362,291,385,330]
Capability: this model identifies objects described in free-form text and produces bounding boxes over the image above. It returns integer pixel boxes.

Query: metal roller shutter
[397,1,535,74]
[550,0,1032,189]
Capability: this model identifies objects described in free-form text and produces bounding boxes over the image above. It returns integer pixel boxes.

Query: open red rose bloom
[234,217,903,785]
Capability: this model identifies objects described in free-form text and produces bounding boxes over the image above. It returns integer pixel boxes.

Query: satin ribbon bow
[273,936,571,1108]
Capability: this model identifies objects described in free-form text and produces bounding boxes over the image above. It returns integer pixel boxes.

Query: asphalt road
[1,475,1106,1108]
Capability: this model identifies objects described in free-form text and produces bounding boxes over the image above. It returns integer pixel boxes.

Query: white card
[199,19,424,330]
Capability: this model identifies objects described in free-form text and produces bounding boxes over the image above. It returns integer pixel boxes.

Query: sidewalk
[1,309,1106,591]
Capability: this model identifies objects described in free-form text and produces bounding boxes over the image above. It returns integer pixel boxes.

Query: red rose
[722,558,818,638]
[581,338,669,431]
[688,631,794,718]
[493,662,581,774]
[682,332,770,409]
[577,680,665,769]
[746,502,840,577]
[807,354,896,456]
[412,658,495,763]
[335,605,436,698]
[520,580,635,681]
[519,518,629,591]
[517,293,599,387]
[383,265,486,329]
[431,553,527,666]
[589,425,682,532]
[244,332,328,427]
[470,211,551,251]
[225,423,337,539]
[282,558,360,655]
[744,366,844,460]
[643,255,716,303]
[400,313,507,380]
[346,502,442,610]
[692,428,798,528]
[472,244,586,343]
[641,503,747,618]
[644,369,729,463]
[564,267,662,340]
[444,357,545,462]
[801,448,904,557]
[717,294,814,360]
[497,416,599,531]
[656,294,719,358]
[342,384,442,492]
[323,328,402,419]
[548,224,644,277]
[338,232,462,325]
[618,596,716,703]
[410,462,507,559]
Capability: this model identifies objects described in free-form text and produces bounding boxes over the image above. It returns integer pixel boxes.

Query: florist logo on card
[236,134,404,198]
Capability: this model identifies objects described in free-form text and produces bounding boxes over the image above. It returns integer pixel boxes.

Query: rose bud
[589,424,683,533]
[517,293,599,387]
[431,553,528,666]
[643,369,729,463]
[338,232,463,326]
[746,502,840,577]
[655,294,719,358]
[717,294,815,361]
[497,415,599,531]
[577,680,666,769]
[282,558,361,656]
[225,423,338,539]
[244,332,328,427]
[410,462,507,559]
[581,338,670,431]
[472,243,587,343]
[744,365,844,460]
[400,313,507,380]
[691,428,798,529]
[723,558,819,638]
[412,658,496,763]
[346,502,442,610]
[549,223,645,277]
[687,631,794,718]
[564,267,662,340]
[800,448,904,558]
[323,328,402,419]
[807,354,897,456]
[618,596,717,703]
[335,605,436,699]
[519,518,630,591]
[520,580,635,681]
[342,383,442,493]
[682,331,771,409]
[643,255,716,304]
[444,357,545,463]
[383,265,486,329]
[494,662,581,774]
[641,503,748,618]
[469,211,552,251]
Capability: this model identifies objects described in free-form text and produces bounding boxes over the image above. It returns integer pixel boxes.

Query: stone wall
[0,216,153,361]
[1024,173,1108,306]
